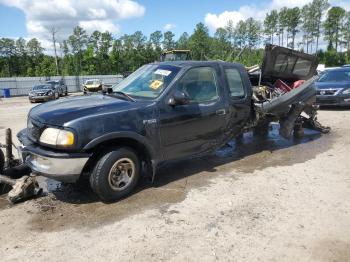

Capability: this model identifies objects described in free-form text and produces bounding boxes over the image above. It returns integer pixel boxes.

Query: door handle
[216,109,226,115]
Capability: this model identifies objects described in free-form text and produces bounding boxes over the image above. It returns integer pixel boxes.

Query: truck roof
[154,60,244,68]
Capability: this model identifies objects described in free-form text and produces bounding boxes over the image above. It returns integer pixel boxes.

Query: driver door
[158,66,228,160]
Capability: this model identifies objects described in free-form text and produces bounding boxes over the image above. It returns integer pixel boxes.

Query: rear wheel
[54,92,59,99]
[89,148,140,201]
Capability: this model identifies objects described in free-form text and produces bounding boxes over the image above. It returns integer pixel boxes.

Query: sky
[0,0,349,52]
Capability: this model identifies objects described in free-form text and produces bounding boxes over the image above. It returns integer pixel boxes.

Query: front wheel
[89,148,140,201]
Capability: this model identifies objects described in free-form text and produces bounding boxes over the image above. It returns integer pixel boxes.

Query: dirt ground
[0,96,349,262]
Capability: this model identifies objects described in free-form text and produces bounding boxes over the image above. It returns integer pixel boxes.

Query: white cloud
[204,0,350,32]
[163,23,176,31]
[205,11,245,31]
[79,20,120,34]
[0,0,145,40]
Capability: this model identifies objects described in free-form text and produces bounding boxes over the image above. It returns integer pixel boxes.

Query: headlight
[342,88,350,95]
[39,128,75,147]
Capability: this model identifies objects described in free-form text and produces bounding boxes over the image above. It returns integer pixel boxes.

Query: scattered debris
[0,128,42,204]
[0,174,42,203]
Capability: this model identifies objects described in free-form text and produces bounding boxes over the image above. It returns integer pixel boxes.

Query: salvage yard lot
[0,96,350,262]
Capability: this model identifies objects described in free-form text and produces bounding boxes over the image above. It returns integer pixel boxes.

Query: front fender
[83,131,157,160]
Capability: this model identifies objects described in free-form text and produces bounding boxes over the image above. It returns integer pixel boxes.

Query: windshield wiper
[108,91,135,102]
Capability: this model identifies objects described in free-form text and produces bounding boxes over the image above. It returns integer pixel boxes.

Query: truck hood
[29,94,136,126]
[30,89,52,95]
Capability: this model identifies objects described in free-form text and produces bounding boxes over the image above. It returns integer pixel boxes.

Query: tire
[0,149,4,174]
[55,92,59,99]
[90,148,140,201]
[65,91,68,96]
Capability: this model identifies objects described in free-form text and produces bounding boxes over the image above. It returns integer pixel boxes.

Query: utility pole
[50,27,59,76]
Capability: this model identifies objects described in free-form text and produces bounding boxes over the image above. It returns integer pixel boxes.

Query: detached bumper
[17,129,91,183]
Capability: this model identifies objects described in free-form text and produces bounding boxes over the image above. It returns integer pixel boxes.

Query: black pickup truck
[17,45,328,201]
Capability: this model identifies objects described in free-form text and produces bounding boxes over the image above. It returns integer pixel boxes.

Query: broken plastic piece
[0,174,42,204]
[274,79,292,93]
[291,80,305,89]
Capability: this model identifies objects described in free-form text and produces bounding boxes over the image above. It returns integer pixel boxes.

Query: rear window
[273,54,312,77]
[293,58,312,76]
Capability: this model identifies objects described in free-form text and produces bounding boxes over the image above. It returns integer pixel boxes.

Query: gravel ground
[0,96,349,262]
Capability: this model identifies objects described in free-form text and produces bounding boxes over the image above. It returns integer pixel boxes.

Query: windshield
[318,70,350,82]
[86,80,99,85]
[32,85,52,90]
[112,64,180,99]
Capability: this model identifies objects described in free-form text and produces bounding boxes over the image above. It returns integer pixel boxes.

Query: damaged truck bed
[1,44,329,203]
[247,44,330,138]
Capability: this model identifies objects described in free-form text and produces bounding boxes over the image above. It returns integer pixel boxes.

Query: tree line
[0,0,350,78]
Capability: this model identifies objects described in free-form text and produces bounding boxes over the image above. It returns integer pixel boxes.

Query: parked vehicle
[46,80,68,97]
[83,79,103,93]
[28,84,60,103]
[17,45,328,201]
[315,67,350,106]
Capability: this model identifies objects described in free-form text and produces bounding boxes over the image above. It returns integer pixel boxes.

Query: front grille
[316,89,339,95]
[316,98,337,104]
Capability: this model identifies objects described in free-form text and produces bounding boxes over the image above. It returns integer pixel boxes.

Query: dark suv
[46,80,68,97]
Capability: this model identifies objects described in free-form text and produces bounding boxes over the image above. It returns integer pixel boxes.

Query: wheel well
[82,137,153,175]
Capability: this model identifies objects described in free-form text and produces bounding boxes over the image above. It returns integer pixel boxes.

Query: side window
[225,68,245,98]
[178,67,219,103]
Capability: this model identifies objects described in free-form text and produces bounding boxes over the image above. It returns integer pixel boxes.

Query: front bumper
[316,95,350,106]
[29,95,52,102]
[17,129,91,183]
[83,86,101,92]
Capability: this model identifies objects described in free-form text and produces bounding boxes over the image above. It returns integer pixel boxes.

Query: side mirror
[168,90,190,106]
[107,87,113,94]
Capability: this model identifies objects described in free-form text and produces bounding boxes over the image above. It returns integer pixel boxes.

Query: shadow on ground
[15,124,334,232]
